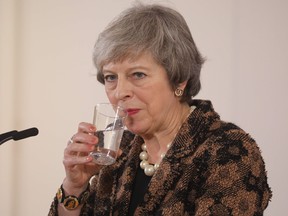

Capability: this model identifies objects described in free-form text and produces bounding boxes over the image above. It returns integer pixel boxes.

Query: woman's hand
[62,122,100,195]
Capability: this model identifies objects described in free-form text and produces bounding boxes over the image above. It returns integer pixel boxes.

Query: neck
[143,103,191,164]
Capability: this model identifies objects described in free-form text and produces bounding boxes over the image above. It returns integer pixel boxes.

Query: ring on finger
[68,137,74,144]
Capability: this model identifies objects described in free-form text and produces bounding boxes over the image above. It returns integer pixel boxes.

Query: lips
[125,108,140,116]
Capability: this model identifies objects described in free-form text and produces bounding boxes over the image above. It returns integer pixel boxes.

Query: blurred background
[0,0,287,215]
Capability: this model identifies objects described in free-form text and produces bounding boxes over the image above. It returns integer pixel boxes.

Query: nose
[115,77,133,101]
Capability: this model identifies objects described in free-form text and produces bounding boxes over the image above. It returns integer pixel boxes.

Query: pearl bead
[141,143,147,151]
[139,151,148,160]
[160,153,166,159]
[140,160,149,169]
[144,164,155,176]
[154,163,160,170]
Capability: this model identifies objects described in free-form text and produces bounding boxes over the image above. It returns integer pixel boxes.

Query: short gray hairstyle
[93,3,205,103]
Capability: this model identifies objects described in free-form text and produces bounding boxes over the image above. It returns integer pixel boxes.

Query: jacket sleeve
[48,196,59,216]
[193,132,272,216]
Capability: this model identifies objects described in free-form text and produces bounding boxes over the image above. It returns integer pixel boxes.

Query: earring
[174,88,183,97]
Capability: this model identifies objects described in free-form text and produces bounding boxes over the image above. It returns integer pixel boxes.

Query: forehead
[102,52,159,71]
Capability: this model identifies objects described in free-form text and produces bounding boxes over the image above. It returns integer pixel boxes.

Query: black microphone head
[13,127,39,141]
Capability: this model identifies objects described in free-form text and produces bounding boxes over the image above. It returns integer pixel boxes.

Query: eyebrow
[102,65,150,74]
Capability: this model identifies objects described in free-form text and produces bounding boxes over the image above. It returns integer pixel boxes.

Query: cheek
[105,90,116,102]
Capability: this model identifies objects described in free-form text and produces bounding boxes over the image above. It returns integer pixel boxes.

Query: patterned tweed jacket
[49,100,272,215]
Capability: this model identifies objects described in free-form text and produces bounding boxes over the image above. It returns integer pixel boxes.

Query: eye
[132,72,146,79]
[104,74,117,82]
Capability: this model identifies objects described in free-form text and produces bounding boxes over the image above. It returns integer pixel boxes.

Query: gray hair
[93,3,205,102]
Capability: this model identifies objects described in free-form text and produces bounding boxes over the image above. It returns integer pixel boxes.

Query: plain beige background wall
[0,0,287,215]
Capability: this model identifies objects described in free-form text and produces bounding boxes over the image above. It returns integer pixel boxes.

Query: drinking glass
[90,103,127,165]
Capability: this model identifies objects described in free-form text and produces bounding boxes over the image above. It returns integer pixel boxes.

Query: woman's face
[102,52,184,137]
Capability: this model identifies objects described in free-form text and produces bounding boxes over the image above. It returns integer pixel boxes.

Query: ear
[177,80,187,91]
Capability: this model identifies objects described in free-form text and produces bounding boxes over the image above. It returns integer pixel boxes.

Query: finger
[63,154,93,167]
[117,149,123,157]
[71,132,97,145]
[64,141,95,157]
[64,142,95,164]
[78,122,96,134]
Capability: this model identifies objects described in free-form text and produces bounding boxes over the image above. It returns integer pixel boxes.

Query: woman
[49,3,271,215]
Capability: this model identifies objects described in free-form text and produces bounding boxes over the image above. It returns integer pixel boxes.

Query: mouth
[125,108,140,116]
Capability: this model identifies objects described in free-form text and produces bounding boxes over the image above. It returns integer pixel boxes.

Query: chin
[126,126,140,135]
[125,123,143,135]
[125,118,148,135]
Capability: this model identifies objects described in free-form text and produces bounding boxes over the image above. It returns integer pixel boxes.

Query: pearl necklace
[139,106,196,176]
[139,142,171,176]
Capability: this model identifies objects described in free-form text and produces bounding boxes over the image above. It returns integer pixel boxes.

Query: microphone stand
[0,130,18,145]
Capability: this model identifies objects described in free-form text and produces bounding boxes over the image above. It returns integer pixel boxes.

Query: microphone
[12,127,39,141]
[0,127,39,145]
